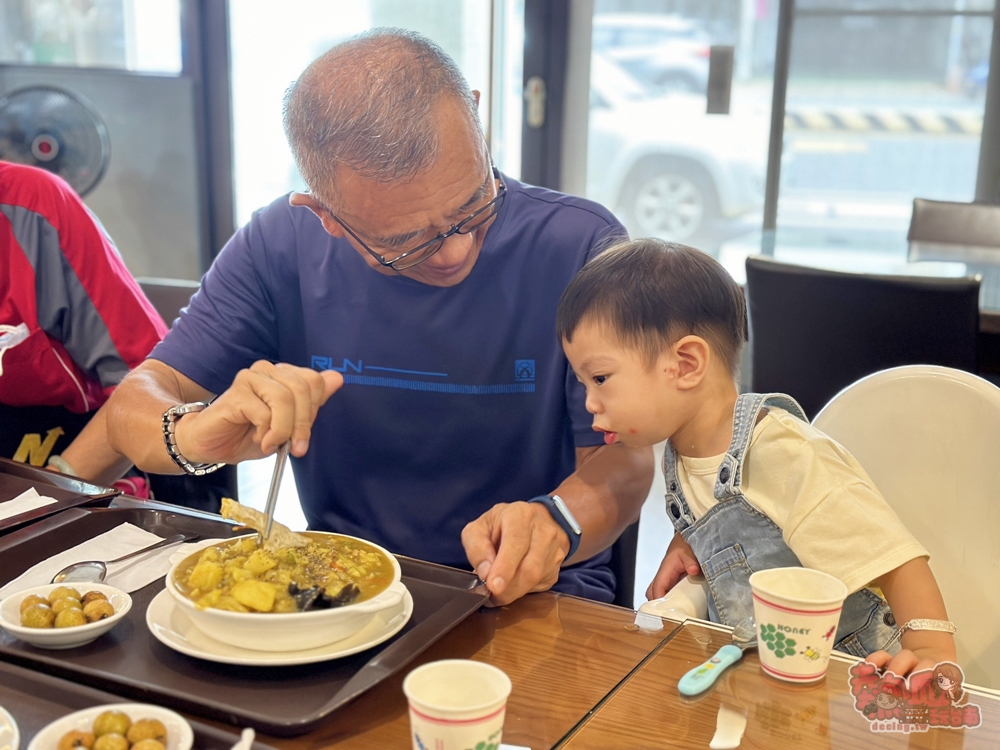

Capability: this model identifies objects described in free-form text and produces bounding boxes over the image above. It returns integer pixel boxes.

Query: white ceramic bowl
[27,703,193,750]
[0,583,132,650]
[0,704,19,750]
[166,532,406,652]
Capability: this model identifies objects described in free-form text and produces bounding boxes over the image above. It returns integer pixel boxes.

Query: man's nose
[426,230,474,267]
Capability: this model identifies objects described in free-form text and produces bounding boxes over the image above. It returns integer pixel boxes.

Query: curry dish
[172,533,395,614]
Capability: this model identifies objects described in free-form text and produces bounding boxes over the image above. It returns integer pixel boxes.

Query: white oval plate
[0,704,18,750]
[27,703,193,750]
[146,586,413,666]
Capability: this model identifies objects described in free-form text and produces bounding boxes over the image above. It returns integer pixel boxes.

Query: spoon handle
[262,442,290,542]
[678,645,744,696]
[105,533,190,564]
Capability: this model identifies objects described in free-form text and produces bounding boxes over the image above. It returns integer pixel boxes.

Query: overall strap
[661,440,697,530]
[714,393,807,500]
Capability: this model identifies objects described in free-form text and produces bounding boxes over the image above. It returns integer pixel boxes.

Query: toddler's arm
[646,533,702,600]
[866,557,956,676]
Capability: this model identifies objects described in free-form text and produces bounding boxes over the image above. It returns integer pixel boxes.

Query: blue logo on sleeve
[515,359,536,382]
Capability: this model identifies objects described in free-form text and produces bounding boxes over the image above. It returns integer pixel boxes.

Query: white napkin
[0,523,208,598]
[0,487,57,521]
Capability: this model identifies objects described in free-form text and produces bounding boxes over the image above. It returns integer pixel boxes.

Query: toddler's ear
[671,335,711,388]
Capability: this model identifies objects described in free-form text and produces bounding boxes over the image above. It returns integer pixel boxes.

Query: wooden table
[246,593,678,749]
[561,620,1000,749]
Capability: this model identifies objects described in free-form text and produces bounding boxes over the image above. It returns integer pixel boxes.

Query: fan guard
[0,85,110,196]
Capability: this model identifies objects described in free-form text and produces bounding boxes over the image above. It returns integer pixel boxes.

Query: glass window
[587,2,776,255]
[229,0,523,226]
[719,3,995,278]
[0,0,182,73]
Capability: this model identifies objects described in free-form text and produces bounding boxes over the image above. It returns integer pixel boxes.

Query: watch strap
[528,494,582,562]
[162,402,225,476]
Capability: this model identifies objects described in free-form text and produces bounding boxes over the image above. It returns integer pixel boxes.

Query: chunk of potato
[244,549,278,576]
[198,547,221,563]
[230,568,253,583]
[195,589,222,610]
[188,561,223,591]
[230,580,276,612]
[214,596,250,613]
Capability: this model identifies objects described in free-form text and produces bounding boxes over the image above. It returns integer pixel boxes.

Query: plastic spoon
[678,617,757,697]
[51,532,195,583]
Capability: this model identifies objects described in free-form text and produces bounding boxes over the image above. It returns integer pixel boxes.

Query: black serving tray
[0,505,488,736]
[0,659,279,750]
[0,457,117,535]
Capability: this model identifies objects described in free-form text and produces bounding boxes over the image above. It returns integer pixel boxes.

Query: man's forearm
[553,444,654,561]
[56,406,133,486]
[105,361,210,473]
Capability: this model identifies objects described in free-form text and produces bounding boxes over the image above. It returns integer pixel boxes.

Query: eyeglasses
[321,166,507,271]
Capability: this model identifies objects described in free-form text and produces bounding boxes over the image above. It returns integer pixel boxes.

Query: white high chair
[813,365,1000,689]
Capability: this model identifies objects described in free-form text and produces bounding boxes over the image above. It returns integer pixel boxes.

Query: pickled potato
[58,711,169,750]
[17,588,115,629]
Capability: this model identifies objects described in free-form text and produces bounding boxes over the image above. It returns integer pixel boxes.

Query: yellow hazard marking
[786,109,982,134]
[912,113,949,134]
[872,111,911,132]
[836,111,872,132]
[952,113,983,134]
[800,110,836,131]
[12,427,64,466]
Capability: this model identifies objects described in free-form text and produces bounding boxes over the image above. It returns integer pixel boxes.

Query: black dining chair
[137,277,201,328]
[745,256,981,419]
[907,198,1000,261]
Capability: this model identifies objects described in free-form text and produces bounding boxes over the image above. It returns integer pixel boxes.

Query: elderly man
[106,29,653,605]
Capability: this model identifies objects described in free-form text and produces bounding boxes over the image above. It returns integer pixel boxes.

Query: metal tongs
[260,441,290,544]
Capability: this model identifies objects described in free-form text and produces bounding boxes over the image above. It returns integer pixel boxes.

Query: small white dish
[146,586,413,666]
[26,703,193,750]
[0,704,19,750]
[0,583,131,650]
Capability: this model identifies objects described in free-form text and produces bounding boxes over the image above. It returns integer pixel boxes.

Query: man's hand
[462,501,570,606]
[175,361,343,463]
[646,533,701,600]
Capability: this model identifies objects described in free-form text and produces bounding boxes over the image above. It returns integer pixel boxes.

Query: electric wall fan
[0,85,110,196]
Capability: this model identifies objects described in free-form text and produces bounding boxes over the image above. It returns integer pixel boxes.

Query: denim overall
[663,393,899,657]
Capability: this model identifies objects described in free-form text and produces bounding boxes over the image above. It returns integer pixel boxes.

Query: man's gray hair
[283,28,481,207]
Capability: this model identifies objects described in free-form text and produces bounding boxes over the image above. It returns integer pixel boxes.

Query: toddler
[556,239,956,676]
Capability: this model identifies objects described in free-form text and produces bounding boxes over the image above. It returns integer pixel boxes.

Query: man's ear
[289,192,345,238]
[671,335,711,390]
[472,89,481,107]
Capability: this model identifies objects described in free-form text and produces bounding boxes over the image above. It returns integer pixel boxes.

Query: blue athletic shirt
[151,175,626,601]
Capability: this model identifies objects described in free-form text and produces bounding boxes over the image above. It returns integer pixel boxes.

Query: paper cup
[749,567,848,684]
[403,659,511,750]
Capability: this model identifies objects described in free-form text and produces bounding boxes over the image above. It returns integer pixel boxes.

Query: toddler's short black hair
[556,239,748,377]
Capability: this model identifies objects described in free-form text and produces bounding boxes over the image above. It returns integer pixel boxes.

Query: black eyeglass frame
[321,166,507,271]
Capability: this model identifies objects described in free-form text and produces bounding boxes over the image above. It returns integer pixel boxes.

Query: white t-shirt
[675,407,928,593]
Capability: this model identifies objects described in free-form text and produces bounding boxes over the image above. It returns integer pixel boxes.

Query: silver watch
[162,402,225,476]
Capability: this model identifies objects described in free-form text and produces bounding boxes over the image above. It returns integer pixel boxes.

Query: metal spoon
[259,441,290,544]
[50,532,195,583]
[678,617,757,697]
